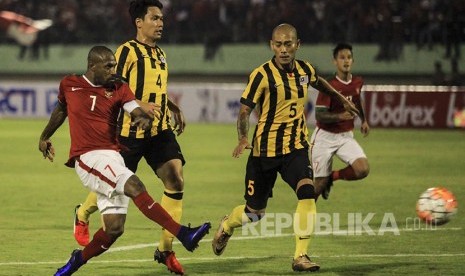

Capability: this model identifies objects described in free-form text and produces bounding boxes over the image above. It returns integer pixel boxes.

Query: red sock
[82,228,115,261]
[332,170,340,181]
[133,191,181,236]
[334,166,356,181]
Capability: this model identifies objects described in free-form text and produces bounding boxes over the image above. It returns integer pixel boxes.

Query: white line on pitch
[106,226,463,253]
[0,227,462,266]
[2,253,465,266]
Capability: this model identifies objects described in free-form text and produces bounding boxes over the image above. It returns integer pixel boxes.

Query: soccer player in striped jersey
[211,24,359,272]
[73,1,188,274]
[38,46,210,276]
[310,43,370,200]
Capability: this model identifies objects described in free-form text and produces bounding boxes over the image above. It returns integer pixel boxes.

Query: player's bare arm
[38,101,68,162]
[233,104,253,158]
[168,99,186,136]
[355,97,370,137]
[313,77,359,117]
[315,106,354,123]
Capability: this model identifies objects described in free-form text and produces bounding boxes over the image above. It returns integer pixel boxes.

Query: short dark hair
[333,43,353,58]
[87,45,113,65]
[129,0,163,28]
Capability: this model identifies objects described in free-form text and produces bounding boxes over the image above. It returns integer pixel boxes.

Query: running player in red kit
[38,45,210,276]
[310,43,370,200]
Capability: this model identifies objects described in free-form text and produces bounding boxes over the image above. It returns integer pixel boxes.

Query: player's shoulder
[59,75,91,94]
[350,74,363,81]
[295,59,318,75]
[256,59,273,70]
[295,59,313,68]
[326,73,337,82]
[115,39,140,54]
[155,44,166,54]
[295,59,313,67]
[116,81,130,90]
[117,39,135,48]
[60,74,83,85]
[351,75,364,86]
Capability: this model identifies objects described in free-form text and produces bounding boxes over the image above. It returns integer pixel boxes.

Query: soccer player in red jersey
[310,43,370,200]
[74,2,189,273]
[38,46,210,276]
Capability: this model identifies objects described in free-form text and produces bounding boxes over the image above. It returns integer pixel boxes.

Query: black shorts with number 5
[244,148,313,210]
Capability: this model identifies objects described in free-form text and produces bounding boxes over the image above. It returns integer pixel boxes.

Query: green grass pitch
[0,119,464,275]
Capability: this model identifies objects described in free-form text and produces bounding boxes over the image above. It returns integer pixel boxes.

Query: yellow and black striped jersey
[115,39,170,138]
[241,58,318,157]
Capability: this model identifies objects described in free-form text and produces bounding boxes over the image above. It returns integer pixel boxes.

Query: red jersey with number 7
[315,75,363,133]
[57,75,135,166]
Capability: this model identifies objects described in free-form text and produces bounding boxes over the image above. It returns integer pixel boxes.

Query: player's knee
[358,166,370,179]
[355,160,370,179]
[296,183,316,200]
[244,206,264,222]
[353,159,370,179]
[104,223,125,240]
[124,175,147,197]
[160,169,184,191]
[165,176,184,191]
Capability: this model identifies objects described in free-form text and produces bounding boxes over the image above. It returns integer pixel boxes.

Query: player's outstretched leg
[128,176,211,252]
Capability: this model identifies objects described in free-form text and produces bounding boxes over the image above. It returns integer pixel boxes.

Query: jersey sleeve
[240,68,265,109]
[57,78,67,105]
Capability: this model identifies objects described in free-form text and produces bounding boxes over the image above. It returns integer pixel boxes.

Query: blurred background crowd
[1,0,464,62]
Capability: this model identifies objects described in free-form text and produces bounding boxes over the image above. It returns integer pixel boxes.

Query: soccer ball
[416,187,458,225]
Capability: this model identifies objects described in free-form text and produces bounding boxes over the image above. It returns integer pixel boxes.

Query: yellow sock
[223,205,249,235]
[77,192,98,223]
[294,199,316,259]
[158,189,183,251]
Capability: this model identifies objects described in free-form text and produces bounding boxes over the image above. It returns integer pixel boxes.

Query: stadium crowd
[1,0,464,60]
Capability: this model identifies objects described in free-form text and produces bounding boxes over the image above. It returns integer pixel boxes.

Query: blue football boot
[178,222,211,252]
[54,249,86,276]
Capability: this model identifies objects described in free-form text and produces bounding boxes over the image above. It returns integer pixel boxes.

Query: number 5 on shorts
[247,180,255,196]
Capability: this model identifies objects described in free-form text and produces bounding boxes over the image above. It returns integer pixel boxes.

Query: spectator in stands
[0,0,462,49]
[432,61,447,86]
[447,58,462,86]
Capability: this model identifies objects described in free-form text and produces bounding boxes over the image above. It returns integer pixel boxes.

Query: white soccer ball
[416,187,458,225]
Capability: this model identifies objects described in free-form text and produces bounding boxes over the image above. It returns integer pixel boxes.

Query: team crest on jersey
[299,75,309,85]
[104,91,113,98]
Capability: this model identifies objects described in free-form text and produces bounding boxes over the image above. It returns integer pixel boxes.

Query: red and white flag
[0,11,52,46]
